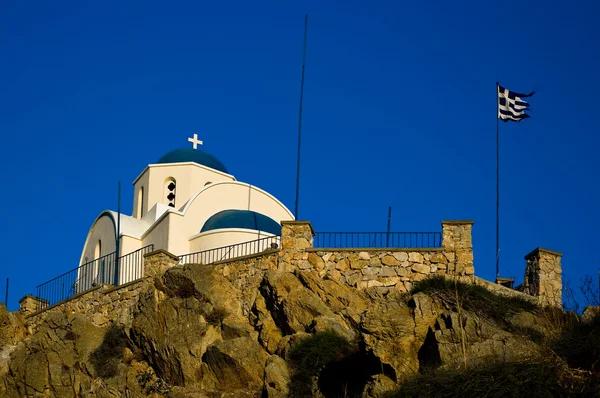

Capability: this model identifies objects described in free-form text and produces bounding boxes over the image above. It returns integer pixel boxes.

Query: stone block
[359,252,371,260]
[379,276,401,287]
[369,257,381,267]
[335,259,350,271]
[346,273,362,286]
[350,259,369,269]
[412,263,430,274]
[328,269,342,282]
[430,253,447,263]
[444,252,455,263]
[362,267,379,276]
[392,252,409,262]
[308,253,325,270]
[408,252,424,263]
[382,255,400,266]
[378,267,396,277]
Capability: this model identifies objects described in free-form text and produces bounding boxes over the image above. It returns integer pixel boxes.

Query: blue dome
[157,148,229,174]
[201,210,281,235]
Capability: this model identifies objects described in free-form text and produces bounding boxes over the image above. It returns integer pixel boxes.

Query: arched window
[94,240,102,259]
[93,240,103,286]
[164,178,176,208]
[137,186,144,218]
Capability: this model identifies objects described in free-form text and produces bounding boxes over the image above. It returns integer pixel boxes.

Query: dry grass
[389,276,600,397]
[387,355,600,398]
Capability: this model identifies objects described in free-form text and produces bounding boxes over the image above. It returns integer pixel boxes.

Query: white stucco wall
[79,213,117,266]
[180,182,294,240]
[133,163,235,219]
[185,229,280,264]
[119,236,141,259]
[188,228,277,253]
[141,212,171,252]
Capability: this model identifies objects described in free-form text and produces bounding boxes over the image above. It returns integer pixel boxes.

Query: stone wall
[279,220,474,294]
[23,250,181,333]
[25,280,145,335]
[19,221,563,333]
[520,248,563,307]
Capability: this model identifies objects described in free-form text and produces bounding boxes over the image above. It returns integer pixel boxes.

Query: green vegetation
[288,331,357,397]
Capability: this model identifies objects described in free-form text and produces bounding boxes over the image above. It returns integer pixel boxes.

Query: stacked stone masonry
[20,220,562,325]
[278,220,475,295]
[521,248,563,307]
[25,280,144,335]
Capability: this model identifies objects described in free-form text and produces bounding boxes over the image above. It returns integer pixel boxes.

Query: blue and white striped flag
[497,84,534,122]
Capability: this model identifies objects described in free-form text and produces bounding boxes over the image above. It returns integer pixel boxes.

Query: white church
[77,135,294,288]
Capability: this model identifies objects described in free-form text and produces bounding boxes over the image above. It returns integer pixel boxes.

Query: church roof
[157,148,229,174]
[201,210,282,235]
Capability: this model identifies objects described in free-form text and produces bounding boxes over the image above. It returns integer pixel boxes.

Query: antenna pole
[114,181,121,286]
[294,14,308,219]
[386,206,392,247]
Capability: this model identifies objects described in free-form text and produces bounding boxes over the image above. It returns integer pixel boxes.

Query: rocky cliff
[0,260,592,397]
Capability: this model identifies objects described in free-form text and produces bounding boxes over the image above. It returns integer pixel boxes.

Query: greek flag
[497,84,534,122]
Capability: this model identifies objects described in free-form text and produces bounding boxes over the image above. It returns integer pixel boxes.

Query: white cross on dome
[188,134,203,150]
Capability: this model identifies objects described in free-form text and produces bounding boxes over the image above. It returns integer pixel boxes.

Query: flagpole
[294,14,308,220]
[496,82,500,279]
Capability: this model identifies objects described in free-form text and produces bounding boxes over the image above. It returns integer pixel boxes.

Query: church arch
[137,186,145,218]
[164,177,177,208]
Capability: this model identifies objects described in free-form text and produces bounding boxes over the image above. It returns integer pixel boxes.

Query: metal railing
[313,232,442,249]
[35,245,154,311]
[179,235,281,265]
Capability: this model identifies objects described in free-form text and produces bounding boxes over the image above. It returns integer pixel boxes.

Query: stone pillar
[143,249,180,278]
[279,221,314,271]
[18,294,48,315]
[441,220,474,276]
[522,248,562,307]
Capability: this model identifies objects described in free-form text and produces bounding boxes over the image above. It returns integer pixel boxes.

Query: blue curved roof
[157,148,229,174]
[201,210,281,235]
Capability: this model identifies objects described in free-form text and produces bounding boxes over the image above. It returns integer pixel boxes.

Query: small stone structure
[520,248,563,307]
[19,220,563,324]
[18,295,48,316]
[279,220,474,294]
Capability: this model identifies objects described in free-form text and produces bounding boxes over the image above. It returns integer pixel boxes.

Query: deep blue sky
[1,1,598,310]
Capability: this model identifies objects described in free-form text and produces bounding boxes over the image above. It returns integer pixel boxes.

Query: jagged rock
[0,304,26,348]
[581,306,600,323]
[311,316,356,341]
[202,337,269,394]
[264,355,290,398]
[275,332,310,360]
[361,301,419,381]
[432,310,538,367]
[260,270,336,333]
[362,374,397,397]
[0,256,561,397]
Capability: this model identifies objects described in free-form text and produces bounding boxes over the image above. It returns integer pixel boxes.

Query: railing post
[280,221,314,271]
[441,220,474,276]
